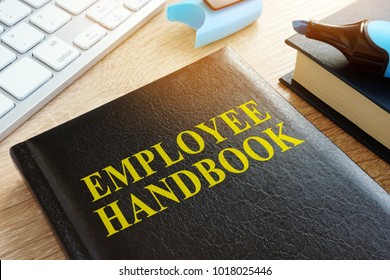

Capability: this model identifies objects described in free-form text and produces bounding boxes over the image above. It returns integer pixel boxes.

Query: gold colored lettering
[131,194,159,224]
[238,100,271,125]
[144,183,180,211]
[218,148,249,174]
[81,172,111,202]
[218,109,251,135]
[103,157,144,191]
[243,136,274,161]
[133,150,157,177]
[177,130,205,155]
[263,122,305,152]
[94,200,132,237]
[193,158,226,188]
[162,170,202,199]
[195,118,227,144]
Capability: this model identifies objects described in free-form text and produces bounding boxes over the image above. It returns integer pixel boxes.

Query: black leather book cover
[281,0,390,162]
[10,47,390,259]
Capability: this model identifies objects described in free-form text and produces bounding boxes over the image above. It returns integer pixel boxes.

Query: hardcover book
[11,47,390,259]
[280,0,390,163]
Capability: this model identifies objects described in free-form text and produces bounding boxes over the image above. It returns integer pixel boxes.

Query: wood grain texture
[0,0,388,260]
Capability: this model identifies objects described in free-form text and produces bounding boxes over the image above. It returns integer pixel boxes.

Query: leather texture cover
[11,47,390,259]
[281,0,390,162]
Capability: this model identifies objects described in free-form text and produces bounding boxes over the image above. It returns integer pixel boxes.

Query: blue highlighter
[293,19,390,78]
[167,0,262,48]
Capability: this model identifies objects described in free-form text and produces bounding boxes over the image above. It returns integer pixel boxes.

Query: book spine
[10,142,91,259]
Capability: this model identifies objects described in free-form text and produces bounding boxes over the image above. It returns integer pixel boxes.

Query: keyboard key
[74,24,107,50]
[30,5,71,34]
[124,0,150,12]
[0,57,53,100]
[0,0,166,141]
[56,0,98,15]
[0,0,32,26]
[100,7,131,30]
[0,94,14,118]
[0,45,16,70]
[22,0,51,8]
[33,37,80,71]
[1,23,45,54]
[87,0,118,22]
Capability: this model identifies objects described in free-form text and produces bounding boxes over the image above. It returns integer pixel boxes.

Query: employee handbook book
[10,47,390,259]
[280,0,390,163]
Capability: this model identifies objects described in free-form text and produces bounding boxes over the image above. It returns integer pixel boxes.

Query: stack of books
[281,0,390,163]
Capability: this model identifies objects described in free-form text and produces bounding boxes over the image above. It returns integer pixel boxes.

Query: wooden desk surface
[0,0,389,259]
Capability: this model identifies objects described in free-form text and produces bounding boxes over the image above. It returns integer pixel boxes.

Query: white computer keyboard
[0,0,165,141]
